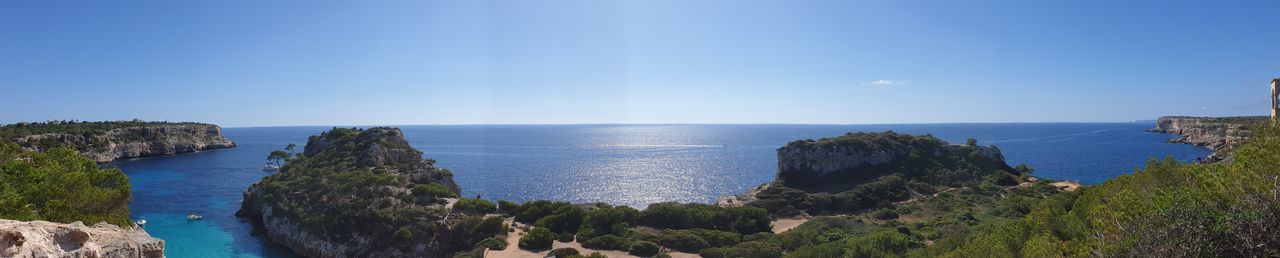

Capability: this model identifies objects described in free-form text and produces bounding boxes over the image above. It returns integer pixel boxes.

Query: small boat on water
[136,219,147,226]
[187,213,203,220]
[262,162,279,172]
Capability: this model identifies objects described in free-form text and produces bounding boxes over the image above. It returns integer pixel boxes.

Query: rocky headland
[237,127,474,257]
[1147,116,1266,162]
[1,121,236,163]
[0,219,164,258]
[776,132,1009,189]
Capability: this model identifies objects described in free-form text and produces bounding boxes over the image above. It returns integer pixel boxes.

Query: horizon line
[221,120,1162,129]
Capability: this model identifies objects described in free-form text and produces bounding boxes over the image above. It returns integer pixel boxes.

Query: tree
[519,227,555,250]
[267,150,290,166]
[285,143,297,155]
[966,138,978,146]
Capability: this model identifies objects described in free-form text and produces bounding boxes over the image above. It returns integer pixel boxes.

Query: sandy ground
[1050,181,1082,191]
[771,217,810,234]
[483,219,702,258]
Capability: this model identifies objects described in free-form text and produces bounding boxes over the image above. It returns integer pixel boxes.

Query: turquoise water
[107,123,1210,257]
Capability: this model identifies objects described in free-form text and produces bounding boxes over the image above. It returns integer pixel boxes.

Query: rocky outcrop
[11,123,236,163]
[237,127,462,257]
[777,132,1007,188]
[0,219,164,258]
[1148,116,1264,163]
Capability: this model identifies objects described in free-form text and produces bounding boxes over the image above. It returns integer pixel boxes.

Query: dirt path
[771,217,810,234]
[484,219,700,258]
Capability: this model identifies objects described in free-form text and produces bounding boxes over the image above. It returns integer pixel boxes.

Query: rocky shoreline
[0,219,164,258]
[1147,116,1265,163]
[7,122,237,163]
[237,127,465,257]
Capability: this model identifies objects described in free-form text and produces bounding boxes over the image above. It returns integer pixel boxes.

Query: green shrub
[581,234,633,251]
[548,247,580,257]
[453,198,496,214]
[638,203,771,234]
[0,142,133,226]
[519,227,555,250]
[475,237,507,250]
[699,241,783,258]
[557,232,575,242]
[656,229,710,253]
[629,241,660,257]
[413,183,456,200]
[516,201,584,234]
[871,209,899,220]
[498,200,520,214]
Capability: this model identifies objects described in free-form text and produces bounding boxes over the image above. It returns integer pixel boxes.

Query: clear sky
[3,1,1279,127]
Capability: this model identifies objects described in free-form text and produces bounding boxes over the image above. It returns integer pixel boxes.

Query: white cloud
[869,80,907,86]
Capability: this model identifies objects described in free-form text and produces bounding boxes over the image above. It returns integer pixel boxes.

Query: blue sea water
[108,123,1210,257]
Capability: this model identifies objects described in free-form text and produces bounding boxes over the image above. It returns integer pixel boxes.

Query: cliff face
[237,127,462,257]
[776,132,1008,189]
[11,124,236,163]
[1148,116,1263,162]
[0,219,164,258]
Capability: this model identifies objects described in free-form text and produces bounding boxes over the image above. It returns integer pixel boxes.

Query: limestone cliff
[237,127,464,257]
[776,131,1009,189]
[0,219,164,258]
[1148,116,1265,163]
[5,122,236,163]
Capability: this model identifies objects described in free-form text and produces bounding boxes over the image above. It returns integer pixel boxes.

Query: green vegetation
[241,127,495,256]
[642,128,1280,257]
[922,125,1280,257]
[267,150,289,166]
[0,140,133,226]
[0,120,212,153]
[453,198,496,215]
[762,132,1029,220]
[519,227,555,250]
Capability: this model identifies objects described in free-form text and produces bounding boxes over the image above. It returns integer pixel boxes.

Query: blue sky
[2,1,1278,127]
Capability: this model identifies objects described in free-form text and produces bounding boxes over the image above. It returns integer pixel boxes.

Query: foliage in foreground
[724,127,1280,257]
[0,140,133,226]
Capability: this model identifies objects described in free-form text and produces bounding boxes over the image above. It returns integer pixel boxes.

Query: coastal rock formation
[7,122,236,163]
[0,219,164,258]
[776,131,1008,189]
[1148,116,1264,162]
[237,127,464,257]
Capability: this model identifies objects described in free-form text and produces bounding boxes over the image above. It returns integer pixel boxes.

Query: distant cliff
[776,131,1011,189]
[238,127,470,257]
[742,131,1059,220]
[0,219,164,258]
[1148,116,1265,162]
[1,121,236,163]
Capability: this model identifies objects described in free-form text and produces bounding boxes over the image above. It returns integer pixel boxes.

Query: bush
[557,232,575,242]
[583,205,639,235]
[629,241,660,257]
[548,247,580,257]
[699,241,783,258]
[872,209,899,220]
[452,216,507,248]
[581,234,633,251]
[519,227,555,250]
[638,203,771,234]
[475,236,507,250]
[498,200,520,214]
[413,183,456,200]
[453,198,496,214]
[516,201,584,234]
[0,143,133,226]
[655,229,710,253]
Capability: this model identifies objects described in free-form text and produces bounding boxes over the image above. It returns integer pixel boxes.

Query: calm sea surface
[108,123,1210,257]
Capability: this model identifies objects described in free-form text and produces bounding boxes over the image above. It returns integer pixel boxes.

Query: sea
[107,123,1211,258]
